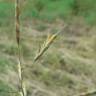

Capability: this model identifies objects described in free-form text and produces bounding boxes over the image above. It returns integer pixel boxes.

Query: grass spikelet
[34,26,66,62]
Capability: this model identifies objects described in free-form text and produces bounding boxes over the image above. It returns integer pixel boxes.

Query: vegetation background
[0,0,96,96]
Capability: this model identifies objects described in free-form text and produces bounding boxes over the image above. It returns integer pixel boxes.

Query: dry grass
[0,2,96,96]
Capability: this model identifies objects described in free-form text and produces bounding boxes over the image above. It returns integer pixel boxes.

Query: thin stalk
[15,0,26,96]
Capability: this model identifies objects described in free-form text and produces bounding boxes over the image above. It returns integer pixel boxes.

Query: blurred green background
[1,0,96,24]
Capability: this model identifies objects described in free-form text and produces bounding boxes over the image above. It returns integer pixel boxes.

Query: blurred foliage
[0,81,12,96]
[1,0,96,24]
